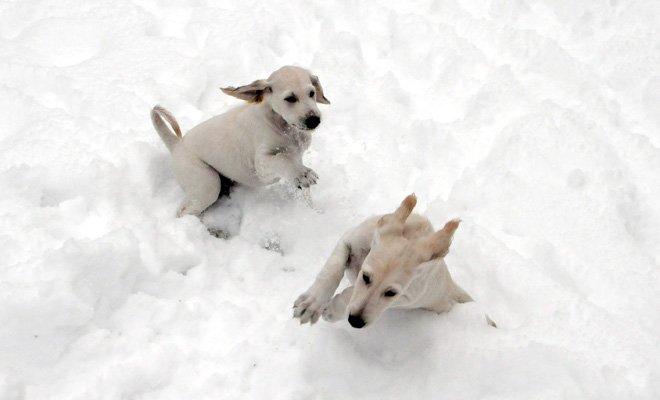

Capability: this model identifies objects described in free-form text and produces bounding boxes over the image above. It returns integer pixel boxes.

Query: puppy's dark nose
[348,314,366,329]
[304,115,320,130]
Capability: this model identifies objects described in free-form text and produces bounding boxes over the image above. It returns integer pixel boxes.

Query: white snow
[1,0,660,399]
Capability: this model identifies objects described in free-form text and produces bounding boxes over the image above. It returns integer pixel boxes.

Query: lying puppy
[151,66,330,218]
[294,194,495,328]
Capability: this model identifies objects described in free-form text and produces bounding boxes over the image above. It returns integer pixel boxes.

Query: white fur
[151,66,330,217]
[293,194,495,328]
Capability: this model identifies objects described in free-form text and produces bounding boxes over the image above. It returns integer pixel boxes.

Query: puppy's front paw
[293,292,327,325]
[321,303,344,323]
[294,168,319,189]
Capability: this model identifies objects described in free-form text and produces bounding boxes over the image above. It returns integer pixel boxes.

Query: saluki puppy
[151,66,330,218]
[294,194,495,329]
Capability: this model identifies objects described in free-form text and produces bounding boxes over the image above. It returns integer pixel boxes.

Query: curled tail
[151,105,182,152]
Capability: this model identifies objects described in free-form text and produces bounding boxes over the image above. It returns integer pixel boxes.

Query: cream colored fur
[151,66,330,217]
[293,194,495,329]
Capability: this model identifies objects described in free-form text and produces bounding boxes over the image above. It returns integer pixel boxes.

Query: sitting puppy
[294,194,495,329]
[151,66,330,218]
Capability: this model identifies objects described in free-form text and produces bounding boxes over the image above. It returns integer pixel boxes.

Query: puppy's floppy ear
[424,219,460,259]
[310,75,330,104]
[221,79,271,103]
[377,193,417,235]
[393,194,417,222]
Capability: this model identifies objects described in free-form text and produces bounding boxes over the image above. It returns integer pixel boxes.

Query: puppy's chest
[268,130,310,155]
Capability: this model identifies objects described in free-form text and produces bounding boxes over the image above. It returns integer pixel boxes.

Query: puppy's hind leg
[172,149,221,219]
[452,284,497,328]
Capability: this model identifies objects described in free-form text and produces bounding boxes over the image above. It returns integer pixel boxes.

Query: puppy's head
[347,194,460,329]
[221,66,330,131]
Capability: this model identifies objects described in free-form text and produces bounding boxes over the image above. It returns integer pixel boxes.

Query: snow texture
[1,0,660,399]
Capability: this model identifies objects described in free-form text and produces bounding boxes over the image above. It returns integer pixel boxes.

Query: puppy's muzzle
[348,314,366,329]
[304,115,321,130]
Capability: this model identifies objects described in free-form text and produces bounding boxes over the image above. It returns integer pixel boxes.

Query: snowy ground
[1,0,660,399]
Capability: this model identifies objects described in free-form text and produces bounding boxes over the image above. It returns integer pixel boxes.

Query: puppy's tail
[151,105,182,152]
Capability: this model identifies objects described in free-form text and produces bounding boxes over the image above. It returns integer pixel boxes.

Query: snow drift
[1,0,659,399]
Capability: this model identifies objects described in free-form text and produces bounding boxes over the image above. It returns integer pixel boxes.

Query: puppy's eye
[309,90,315,98]
[285,95,297,103]
[384,290,397,297]
[362,274,371,285]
